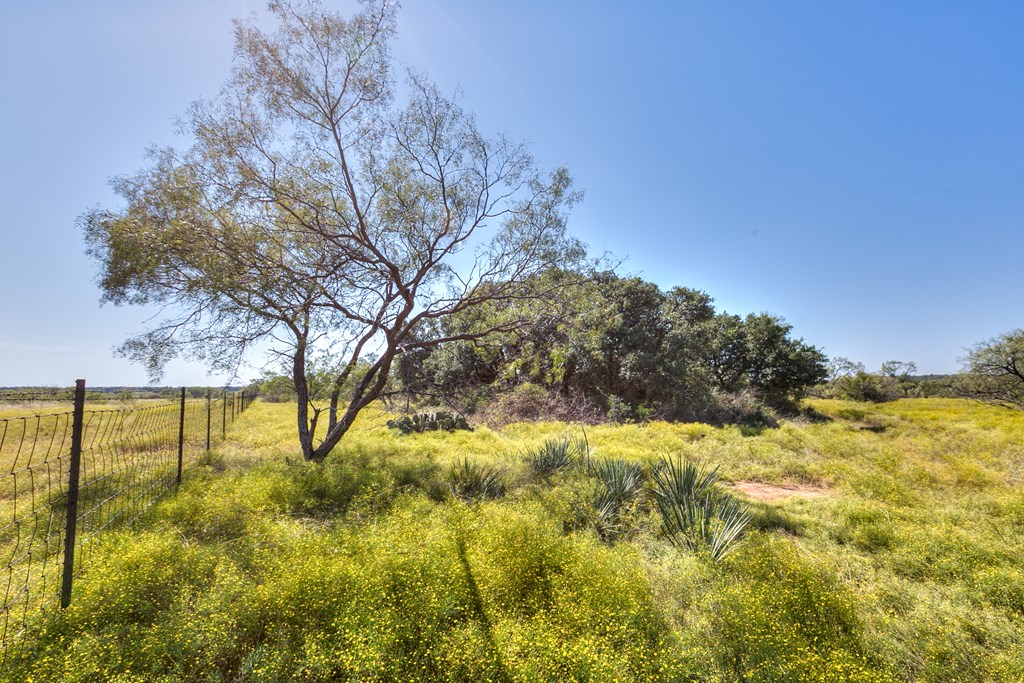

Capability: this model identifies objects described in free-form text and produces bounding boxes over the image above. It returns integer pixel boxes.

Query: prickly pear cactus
[387,411,472,434]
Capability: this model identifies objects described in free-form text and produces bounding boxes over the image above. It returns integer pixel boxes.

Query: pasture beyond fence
[0,380,252,663]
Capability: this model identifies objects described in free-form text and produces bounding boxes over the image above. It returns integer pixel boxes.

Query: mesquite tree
[81,0,584,461]
[959,330,1024,409]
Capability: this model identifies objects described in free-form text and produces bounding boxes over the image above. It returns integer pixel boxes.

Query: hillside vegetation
[8,399,1024,682]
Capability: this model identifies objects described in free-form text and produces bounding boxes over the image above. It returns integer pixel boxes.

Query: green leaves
[960,329,1024,409]
[447,458,507,503]
[524,434,589,476]
[650,455,751,562]
[590,458,645,540]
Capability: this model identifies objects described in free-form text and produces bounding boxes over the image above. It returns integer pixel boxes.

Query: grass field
[5,398,1024,682]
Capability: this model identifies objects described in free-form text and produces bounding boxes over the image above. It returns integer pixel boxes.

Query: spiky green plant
[525,435,585,475]
[650,455,751,561]
[571,430,593,470]
[591,458,645,540]
[447,457,507,502]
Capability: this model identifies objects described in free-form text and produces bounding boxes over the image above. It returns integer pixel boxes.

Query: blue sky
[1,1,1021,386]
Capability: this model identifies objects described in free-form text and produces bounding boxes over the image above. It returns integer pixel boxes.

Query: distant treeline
[0,386,245,402]
[811,356,959,403]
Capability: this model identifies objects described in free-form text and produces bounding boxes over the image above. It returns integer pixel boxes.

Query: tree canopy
[81,0,585,461]
[959,329,1024,409]
[397,271,828,423]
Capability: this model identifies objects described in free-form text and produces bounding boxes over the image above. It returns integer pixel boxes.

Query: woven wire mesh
[0,411,73,661]
[0,391,249,664]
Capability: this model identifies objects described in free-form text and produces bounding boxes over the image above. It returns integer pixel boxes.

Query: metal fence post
[176,387,185,484]
[222,389,227,438]
[60,379,86,609]
[206,388,212,451]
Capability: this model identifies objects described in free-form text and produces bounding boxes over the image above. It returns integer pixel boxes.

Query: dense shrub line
[396,272,828,426]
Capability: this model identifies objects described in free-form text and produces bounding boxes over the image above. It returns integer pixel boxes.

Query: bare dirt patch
[730,481,832,503]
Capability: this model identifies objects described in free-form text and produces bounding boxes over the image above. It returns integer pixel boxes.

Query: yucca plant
[650,455,751,561]
[592,458,645,540]
[448,457,507,502]
[525,435,587,475]
[571,430,594,470]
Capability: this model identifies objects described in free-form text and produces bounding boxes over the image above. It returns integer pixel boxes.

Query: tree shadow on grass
[454,534,513,683]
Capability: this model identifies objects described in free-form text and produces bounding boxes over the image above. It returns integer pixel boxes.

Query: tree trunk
[308,351,397,462]
[292,340,316,461]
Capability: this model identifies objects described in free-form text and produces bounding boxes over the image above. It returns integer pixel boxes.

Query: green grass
[5,398,1024,681]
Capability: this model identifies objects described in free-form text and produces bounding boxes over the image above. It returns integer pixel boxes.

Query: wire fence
[0,380,252,664]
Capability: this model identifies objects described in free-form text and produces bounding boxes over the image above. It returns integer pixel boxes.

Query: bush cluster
[396,271,828,425]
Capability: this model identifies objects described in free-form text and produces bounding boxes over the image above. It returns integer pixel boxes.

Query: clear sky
[1,1,1021,386]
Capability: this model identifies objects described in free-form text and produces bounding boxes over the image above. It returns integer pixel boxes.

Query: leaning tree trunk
[292,339,317,461]
[308,351,397,463]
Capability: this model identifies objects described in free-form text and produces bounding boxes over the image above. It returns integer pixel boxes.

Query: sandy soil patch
[730,481,831,503]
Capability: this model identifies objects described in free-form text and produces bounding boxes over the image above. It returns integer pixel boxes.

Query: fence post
[206,388,212,452]
[222,389,227,438]
[231,391,236,422]
[60,379,86,609]
[176,387,185,484]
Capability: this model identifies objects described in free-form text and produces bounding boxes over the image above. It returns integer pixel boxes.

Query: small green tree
[256,372,296,403]
[826,356,865,384]
[834,371,900,403]
[879,360,918,397]
[704,312,827,410]
[741,313,829,409]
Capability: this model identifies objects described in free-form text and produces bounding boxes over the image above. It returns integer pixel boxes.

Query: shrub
[591,458,645,539]
[834,372,902,403]
[524,434,588,476]
[705,390,779,427]
[473,383,603,426]
[606,395,633,424]
[650,455,751,561]
[447,458,507,502]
